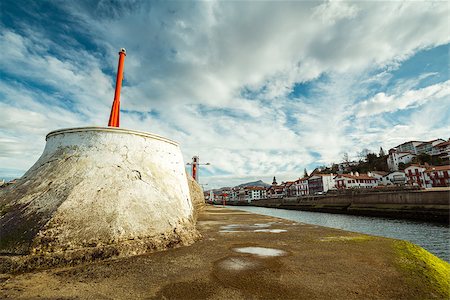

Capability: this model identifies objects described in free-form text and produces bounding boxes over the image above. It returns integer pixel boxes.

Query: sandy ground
[0,206,445,299]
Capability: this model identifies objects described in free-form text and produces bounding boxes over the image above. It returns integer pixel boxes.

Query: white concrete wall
[0,127,198,256]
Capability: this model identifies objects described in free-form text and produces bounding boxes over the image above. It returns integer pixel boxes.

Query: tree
[331,163,339,173]
[366,153,378,165]
[303,168,308,178]
[358,148,371,162]
[342,152,349,163]
[379,147,385,157]
[398,162,406,170]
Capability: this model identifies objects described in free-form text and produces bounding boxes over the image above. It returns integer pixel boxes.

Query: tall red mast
[108,48,127,127]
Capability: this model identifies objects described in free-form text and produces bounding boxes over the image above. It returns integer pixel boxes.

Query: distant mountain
[235,180,270,188]
[207,180,270,193]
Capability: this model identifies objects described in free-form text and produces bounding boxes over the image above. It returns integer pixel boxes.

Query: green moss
[319,235,373,242]
[395,240,450,298]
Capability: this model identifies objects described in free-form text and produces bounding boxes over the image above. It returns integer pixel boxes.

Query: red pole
[192,156,199,182]
[108,48,126,127]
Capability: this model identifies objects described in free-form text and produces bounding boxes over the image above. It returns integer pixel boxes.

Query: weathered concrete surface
[186,175,205,222]
[252,189,450,222]
[0,127,199,270]
[1,206,448,299]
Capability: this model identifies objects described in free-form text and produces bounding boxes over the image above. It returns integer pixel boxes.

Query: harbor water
[230,206,450,262]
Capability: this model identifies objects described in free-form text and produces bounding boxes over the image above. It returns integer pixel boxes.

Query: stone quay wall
[251,190,450,222]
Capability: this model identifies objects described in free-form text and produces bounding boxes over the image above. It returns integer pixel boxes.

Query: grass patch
[395,240,450,299]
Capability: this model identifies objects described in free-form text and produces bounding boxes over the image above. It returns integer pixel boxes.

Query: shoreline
[226,189,450,223]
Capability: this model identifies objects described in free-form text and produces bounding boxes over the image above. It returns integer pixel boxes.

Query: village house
[283,181,296,197]
[367,171,388,184]
[425,165,450,187]
[307,174,335,195]
[334,172,378,189]
[415,139,445,155]
[266,176,285,198]
[432,140,450,161]
[394,141,426,154]
[380,172,407,186]
[387,149,416,171]
[404,164,431,188]
[243,186,267,202]
[293,177,309,196]
[266,185,285,198]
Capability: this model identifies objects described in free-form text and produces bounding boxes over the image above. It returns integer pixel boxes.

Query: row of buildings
[387,138,450,171]
[206,164,450,204]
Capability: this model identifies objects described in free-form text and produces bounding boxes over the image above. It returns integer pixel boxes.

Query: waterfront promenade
[1,206,448,299]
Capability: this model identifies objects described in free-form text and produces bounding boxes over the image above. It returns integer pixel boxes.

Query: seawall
[0,127,199,271]
[250,190,450,222]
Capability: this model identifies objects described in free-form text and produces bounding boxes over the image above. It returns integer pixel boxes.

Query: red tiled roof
[335,174,376,180]
[425,165,450,172]
[295,177,308,183]
[406,164,427,168]
[371,171,388,176]
[435,141,450,147]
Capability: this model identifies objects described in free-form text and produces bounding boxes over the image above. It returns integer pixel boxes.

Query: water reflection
[230,206,450,262]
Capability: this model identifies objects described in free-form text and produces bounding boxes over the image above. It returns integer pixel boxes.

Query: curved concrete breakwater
[0,127,200,272]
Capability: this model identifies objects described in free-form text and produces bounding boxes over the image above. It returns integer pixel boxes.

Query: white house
[380,172,407,186]
[334,172,378,189]
[294,177,309,196]
[394,141,426,154]
[367,171,388,184]
[308,174,335,195]
[387,150,416,171]
[432,140,450,160]
[244,186,267,202]
[404,165,431,188]
[425,165,450,187]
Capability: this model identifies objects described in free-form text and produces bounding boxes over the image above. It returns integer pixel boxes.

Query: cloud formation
[1,1,449,187]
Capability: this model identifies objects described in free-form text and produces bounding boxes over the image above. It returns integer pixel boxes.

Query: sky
[1,0,449,188]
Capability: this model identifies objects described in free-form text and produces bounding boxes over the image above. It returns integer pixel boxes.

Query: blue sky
[1,1,449,187]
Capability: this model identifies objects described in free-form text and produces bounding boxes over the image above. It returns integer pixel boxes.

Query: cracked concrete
[0,127,200,272]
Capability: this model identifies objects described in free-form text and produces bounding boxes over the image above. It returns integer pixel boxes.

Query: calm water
[230,206,450,262]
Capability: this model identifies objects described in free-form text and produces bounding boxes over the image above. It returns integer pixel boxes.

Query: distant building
[283,181,296,197]
[243,186,267,202]
[394,141,425,155]
[337,161,359,173]
[293,177,309,196]
[404,165,430,188]
[425,165,450,187]
[380,172,407,186]
[387,138,448,171]
[432,140,450,161]
[267,184,284,198]
[387,150,416,171]
[368,171,388,184]
[334,172,378,189]
[307,174,335,195]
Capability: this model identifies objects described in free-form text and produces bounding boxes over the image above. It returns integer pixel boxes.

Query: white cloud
[1,1,449,187]
[357,80,450,117]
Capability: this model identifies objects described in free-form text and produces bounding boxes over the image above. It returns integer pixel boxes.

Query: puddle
[233,247,287,257]
[252,223,273,228]
[219,222,281,233]
[253,229,287,233]
[218,257,259,271]
[219,224,245,233]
